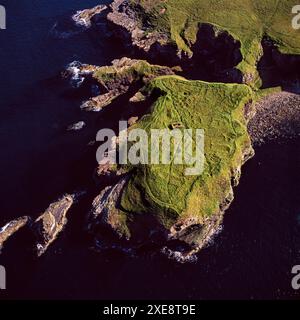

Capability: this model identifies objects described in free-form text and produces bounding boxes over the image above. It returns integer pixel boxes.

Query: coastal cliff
[107,0,300,87]
[1,1,299,263]
[84,64,256,261]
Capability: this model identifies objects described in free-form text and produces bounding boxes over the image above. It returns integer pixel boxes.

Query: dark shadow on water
[2,137,299,300]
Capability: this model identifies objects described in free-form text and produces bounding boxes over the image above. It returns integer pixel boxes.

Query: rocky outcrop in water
[50,4,108,40]
[87,175,131,240]
[65,57,177,112]
[72,5,108,28]
[0,216,30,253]
[67,121,86,131]
[33,194,74,256]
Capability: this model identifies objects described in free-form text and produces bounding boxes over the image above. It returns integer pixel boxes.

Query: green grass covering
[92,59,174,84]
[93,1,300,236]
[118,76,254,230]
[131,0,300,87]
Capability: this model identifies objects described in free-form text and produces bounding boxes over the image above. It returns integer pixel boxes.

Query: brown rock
[34,194,74,256]
[0,216,30,252]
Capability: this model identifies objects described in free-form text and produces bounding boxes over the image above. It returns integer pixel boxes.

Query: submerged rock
[34,194,75,256]
[67,121,86,131]
[0,216,30,252]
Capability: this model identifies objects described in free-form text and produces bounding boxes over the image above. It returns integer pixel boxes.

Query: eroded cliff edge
[107,0,300,88]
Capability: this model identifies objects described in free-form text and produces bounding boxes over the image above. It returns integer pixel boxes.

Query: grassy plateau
[131,0,300,87]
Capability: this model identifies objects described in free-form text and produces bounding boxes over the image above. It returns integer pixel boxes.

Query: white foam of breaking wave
[72,11,91,28]
[49,21,81,39]
[0,222,12,233]
[160,247,198,263]
[204,223,224,248]
[72,5,108,28]
[66,61,86,88]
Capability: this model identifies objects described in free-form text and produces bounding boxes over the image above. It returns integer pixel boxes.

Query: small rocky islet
[1,0,300,262]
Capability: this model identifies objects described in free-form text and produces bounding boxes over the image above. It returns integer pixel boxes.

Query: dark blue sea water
[0,0,299,300]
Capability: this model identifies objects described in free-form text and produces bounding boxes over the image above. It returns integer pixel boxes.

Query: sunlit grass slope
[131,0,300,87]
[119,76,254,231]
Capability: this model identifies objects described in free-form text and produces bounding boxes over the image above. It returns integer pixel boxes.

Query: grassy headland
[102,74,255,239]
[130,0,300,87]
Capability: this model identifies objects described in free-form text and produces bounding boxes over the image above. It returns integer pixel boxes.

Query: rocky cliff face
[83,72,255,262]
[65,57,177,111]
[107,0,169,52]
[34,194,75,256]
[87,175,131,240]
[72,5,108,28]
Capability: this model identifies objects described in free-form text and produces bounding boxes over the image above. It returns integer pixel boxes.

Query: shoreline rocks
[33,194,75,256]
[67,121,86,131]
[107,0,169,52]
[72,5,108,28]
[87,175,131,241]
[0,216,30,253]
[65,57,177,112]
[249,92,300,145]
